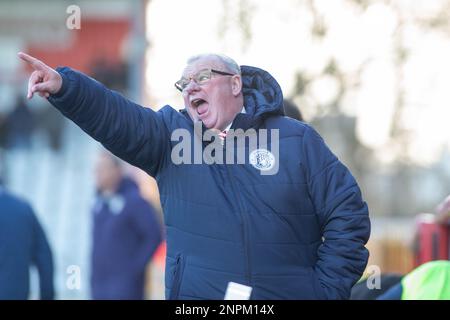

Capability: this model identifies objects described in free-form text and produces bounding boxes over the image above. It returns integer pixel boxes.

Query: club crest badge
[249,149,275,171]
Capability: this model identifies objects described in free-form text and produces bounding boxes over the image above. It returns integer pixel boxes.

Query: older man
[18,52,370,300]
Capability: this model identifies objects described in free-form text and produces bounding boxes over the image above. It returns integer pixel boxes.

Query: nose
[184,79,200,94]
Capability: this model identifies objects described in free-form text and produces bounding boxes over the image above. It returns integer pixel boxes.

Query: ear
[231,75,242,96]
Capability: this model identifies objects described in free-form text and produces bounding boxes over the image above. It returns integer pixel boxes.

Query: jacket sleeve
[301,126,371,299]
[30,209,55,300]
[47,67,170,176]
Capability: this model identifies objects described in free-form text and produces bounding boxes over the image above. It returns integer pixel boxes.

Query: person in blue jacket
[0,182,54,300]
[91,150,163,299]
[18,52,370,300]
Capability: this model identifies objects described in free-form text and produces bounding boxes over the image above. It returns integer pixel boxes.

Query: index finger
[17,52,47,71]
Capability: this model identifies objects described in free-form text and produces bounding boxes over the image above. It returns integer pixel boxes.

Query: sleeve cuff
[49,67,70,99]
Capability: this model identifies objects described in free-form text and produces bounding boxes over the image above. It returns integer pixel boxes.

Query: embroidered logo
[249,149,275,171]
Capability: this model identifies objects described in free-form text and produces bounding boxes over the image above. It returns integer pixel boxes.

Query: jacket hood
[241,65,284,118]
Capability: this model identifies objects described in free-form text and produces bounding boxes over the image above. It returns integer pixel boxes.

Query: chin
[202,117,216,129]
[203,122,213,129]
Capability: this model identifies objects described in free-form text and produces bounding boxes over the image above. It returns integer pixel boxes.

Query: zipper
[223,143,252,286]
[169,254,185,300]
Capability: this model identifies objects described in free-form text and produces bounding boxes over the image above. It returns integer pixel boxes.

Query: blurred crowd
[350,196,450,300]
[0,149,164,300]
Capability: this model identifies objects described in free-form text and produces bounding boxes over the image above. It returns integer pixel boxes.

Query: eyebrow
[182,68,209,77]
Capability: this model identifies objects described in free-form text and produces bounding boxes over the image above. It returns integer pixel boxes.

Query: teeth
[191,98,205,107]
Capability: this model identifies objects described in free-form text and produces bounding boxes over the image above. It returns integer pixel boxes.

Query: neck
[99,181,121,196]
[223,105,245,131]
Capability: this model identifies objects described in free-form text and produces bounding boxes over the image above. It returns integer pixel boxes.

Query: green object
[402,260,450,300]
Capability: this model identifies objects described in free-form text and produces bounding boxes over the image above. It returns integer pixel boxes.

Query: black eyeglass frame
[174,69,235,92]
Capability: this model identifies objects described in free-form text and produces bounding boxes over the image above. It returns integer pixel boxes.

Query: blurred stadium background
[1,0,450,299]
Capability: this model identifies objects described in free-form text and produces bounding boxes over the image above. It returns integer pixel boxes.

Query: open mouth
[191,98,209,117]
[191,98,207,108]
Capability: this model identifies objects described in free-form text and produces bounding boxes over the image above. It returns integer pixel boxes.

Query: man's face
[95,153,122,193]
[181,58,241,131]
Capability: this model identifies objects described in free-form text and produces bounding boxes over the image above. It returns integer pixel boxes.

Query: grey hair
[186,53,241,75]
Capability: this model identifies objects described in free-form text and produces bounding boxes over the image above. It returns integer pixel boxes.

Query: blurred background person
[91,150,163,300]
[0,173,54,300]
[34,103,65,152]
[377,260,450,300]
[283,98,304,122]
[4,95,35,150]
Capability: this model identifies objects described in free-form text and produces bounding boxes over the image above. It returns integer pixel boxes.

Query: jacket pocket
[169,254,185,300]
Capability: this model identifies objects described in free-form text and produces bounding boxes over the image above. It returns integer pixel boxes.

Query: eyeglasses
[175,68,235,92]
